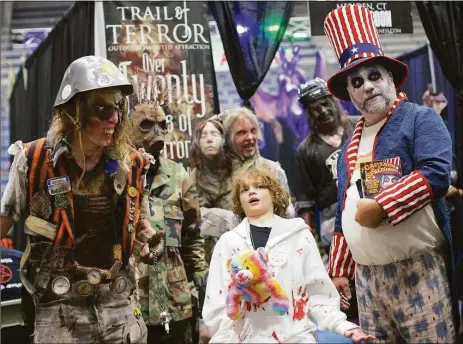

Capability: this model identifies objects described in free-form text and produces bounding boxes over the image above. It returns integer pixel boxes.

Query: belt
[53,243,126,296]
[21,242,128,297]
[49,273,130,297]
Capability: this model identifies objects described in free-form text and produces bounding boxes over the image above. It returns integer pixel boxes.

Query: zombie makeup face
[347,64,397,124]
[130,102,168,155]
[230,116,258,159]
[199,122,224,159]
[81,89,124,147]
[306,95,340,133]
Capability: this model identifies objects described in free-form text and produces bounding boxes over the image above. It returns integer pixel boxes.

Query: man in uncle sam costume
[323,4,460,343]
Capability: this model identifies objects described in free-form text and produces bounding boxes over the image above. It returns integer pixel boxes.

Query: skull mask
[130,102,168,156]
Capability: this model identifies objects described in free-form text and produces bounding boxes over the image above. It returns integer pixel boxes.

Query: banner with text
[103,1,216,168]
[309,1,413,36]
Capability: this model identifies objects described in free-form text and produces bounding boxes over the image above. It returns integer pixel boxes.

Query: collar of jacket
[147,156,171,191]
[345,92,408,181]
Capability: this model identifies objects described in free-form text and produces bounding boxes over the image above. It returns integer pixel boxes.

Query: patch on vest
[74,195,111,213]
[30,188,52,220]
[47,176,71,195]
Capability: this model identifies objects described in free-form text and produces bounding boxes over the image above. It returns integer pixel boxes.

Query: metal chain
[152,252,165,314]
[152,246,170,333]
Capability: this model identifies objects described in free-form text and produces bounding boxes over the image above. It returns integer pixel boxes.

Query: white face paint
[346,64,397,125]
[199,122,224,159]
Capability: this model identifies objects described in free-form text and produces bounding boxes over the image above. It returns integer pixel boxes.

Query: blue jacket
[329,99,459,329]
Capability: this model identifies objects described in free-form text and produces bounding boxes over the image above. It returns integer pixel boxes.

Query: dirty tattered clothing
[32,269,147,344]
[137,157,208,326]
[355,248,455,343]
[1,139,151,344]
[0,140,150,223]
[200,207,238,264]
[191,164,236,265]
[191,164,232,211]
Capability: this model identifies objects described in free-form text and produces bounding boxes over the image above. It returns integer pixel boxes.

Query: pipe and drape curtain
[415,1,463,182]
[10,1,95,147]
[415,2,463,328]
[397,45,456,139]
[208,1,295,102]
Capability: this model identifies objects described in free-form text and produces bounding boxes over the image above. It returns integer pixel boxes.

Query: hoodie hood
[233,215,308,249]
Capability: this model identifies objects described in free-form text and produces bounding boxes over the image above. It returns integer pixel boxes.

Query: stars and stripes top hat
[324,4,408,101]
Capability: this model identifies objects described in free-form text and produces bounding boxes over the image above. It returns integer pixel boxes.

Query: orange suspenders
[26,138,149,260]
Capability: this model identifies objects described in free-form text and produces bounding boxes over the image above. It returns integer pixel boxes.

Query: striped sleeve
[328,232,355,279]
[374,170,432,226]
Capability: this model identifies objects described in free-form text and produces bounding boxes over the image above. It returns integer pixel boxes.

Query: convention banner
[103,1,216,168]
[309,1,413,36]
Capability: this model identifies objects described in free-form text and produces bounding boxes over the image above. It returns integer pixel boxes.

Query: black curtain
[415,1,463,188]
[416,3,463,331]
[397,45,457,138]
[208,1,295,101]
[10,1,95,146]
[9,1,95,251]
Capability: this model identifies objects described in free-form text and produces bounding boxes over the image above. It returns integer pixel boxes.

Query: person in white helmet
[0,56,163,343]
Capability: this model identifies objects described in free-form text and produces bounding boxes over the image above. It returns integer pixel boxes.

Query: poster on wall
[0,248,23,301]
[103,1,216,169]
[309,1,413,36]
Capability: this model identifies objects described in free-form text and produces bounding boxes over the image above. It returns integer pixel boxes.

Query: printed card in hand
[359,158,402,198]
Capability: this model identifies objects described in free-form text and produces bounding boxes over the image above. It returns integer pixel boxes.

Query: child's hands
[344,328,376,343]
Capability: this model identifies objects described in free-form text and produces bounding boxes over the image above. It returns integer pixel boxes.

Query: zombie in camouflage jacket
[137,156,209,325]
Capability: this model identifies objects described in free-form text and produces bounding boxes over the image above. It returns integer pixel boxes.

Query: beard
[356,80,396,115]
[363,92,394,114]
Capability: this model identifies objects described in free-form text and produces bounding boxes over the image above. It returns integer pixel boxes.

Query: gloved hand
[136,219,165,264]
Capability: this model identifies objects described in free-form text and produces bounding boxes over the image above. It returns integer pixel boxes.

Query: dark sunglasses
[89,100,125,121]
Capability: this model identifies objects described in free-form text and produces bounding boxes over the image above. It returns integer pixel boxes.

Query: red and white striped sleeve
[374,170,433,226]
[328,232,355,279]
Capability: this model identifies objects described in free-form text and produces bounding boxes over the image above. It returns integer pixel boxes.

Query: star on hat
[324,5,408,101]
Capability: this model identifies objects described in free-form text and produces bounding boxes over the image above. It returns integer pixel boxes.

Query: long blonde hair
[48,93,134,161]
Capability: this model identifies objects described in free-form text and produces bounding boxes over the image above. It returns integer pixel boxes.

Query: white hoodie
[202,216,357,343]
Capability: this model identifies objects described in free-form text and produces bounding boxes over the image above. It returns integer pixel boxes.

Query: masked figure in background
[295,78,357,256]
[130,101,209,344]
[0,56,163,343]
[218,107,294,217]
[190,119,236,264]
[189,119,235,344]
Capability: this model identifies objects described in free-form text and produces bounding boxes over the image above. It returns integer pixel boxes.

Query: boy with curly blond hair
[202,168,373,343]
